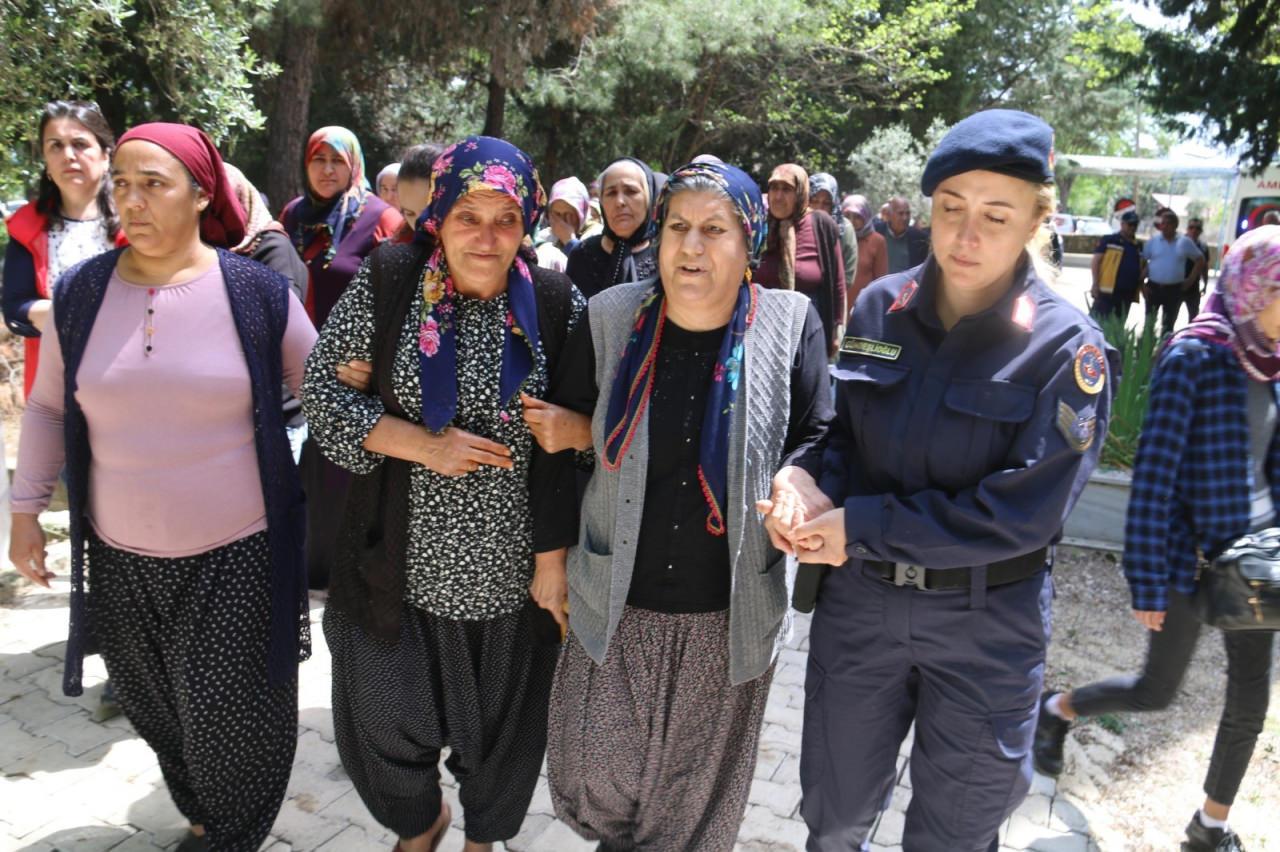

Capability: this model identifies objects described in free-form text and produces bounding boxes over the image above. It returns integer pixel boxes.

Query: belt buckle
[893,563,927,590]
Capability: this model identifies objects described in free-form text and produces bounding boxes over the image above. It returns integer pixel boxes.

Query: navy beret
[921,109,1055,197]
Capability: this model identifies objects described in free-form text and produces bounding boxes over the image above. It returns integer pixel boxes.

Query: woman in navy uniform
[786,110,1117,851]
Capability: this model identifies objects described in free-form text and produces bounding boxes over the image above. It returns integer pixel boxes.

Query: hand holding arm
[520,392,593,453]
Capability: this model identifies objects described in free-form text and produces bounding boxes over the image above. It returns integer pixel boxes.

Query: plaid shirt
[1124,338,1280,610]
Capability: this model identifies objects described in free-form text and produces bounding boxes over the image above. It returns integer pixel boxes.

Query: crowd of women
[1,98,1274,852]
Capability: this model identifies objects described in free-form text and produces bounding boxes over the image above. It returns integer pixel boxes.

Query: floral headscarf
[413,136,546,431]
[603,160,764,536]
[291,126,371,267]
[1171,225,1280,381]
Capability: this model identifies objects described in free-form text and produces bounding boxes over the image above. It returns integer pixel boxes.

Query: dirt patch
[1048,547,1279,851]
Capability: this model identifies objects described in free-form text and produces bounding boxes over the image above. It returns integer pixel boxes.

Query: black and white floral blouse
[302,262,585,620]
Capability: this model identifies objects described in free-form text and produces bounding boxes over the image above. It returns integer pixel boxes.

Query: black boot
[1182,811,1247,851]
[1031,691,1070,778]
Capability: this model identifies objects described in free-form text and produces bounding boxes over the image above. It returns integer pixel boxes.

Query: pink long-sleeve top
[12,260,317,557]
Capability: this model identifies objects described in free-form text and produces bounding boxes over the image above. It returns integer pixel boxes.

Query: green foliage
[0,0,276,195]
[1134,0,1280,173]
[513,0,970,181]
[915,0,1143,156]
[845,119,949,214]
[1096,312,1162,470]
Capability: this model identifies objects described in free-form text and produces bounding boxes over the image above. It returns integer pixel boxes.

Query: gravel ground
[1047,547,1279,851]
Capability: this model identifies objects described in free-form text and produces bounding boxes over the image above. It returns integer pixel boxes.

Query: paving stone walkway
[1,554,1102,852]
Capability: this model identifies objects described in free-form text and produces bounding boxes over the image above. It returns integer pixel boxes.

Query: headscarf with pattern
[413,136,546,431]
[290,126,371,267]
[766,163,810,290]
[602,160,765,536]
[1170,225,1280,381]
[223,163,285,254]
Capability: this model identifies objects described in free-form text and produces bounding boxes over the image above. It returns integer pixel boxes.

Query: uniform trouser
[325,601,558,843]
[1182,284,1203,324]
[1145,283,1185,336]
[801,563,1051,852]
[1070,591,1274,806]
[88,531,298,852]
[1091,292,1132,323]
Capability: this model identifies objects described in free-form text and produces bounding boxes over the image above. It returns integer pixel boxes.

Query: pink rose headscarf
[1171,224,1280,381]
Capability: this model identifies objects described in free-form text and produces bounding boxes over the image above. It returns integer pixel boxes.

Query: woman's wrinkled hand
[756,466,834,554]
[521,393,592,453]
[531,549,569,633]
[1132,609,1166,632]
[419,427,513,477]
[336,359,373,393]
[10,514,52,588]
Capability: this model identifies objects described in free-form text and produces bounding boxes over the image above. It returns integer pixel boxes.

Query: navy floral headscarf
[603,160,766,536]
[413,136,546,431]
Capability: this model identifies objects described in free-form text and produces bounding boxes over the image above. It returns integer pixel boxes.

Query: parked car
[1050,213,1076,234]
[1074,216,1111,235]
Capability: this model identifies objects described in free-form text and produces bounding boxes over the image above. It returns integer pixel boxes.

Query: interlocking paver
[0,583,1098,852]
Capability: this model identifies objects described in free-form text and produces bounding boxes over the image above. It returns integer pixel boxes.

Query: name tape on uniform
[841,337,903,361]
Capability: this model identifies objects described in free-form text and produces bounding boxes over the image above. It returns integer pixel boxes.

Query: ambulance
[1225,164,1280,256]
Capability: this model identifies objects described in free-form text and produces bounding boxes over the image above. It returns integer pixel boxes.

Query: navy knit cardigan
[53,247,309,695]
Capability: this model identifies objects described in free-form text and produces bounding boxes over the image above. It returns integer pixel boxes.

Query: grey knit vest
[568,281,809,684]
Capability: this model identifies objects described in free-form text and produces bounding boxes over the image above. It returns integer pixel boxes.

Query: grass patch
[1097,713,1126,735]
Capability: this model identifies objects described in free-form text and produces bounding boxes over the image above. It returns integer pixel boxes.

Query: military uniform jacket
[822,257,1117,569]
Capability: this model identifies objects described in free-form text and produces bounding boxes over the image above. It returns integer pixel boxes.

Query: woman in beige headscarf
[224,164,308,303]
[225,164,314,456]
[756,163,845,356]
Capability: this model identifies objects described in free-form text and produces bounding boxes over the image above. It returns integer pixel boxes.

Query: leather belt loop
[969,565,988,610]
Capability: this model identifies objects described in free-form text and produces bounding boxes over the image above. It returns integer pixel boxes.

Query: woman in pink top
[9,123,317,852]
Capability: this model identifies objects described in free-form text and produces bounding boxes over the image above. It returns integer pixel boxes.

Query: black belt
[865,548,1048,591]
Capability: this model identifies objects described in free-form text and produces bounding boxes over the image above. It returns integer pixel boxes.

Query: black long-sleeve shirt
[537,301,832,613]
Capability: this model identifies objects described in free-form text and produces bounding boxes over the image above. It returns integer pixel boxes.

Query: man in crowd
[1090,209,1144,321]
[1182,217,1211,321]
[874,195,929,273]
[1143,210,1205,336]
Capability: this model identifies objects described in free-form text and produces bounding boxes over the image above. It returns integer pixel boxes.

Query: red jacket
[6,204,126,398]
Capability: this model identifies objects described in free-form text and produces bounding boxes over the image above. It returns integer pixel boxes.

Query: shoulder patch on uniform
[1073,343,1106,395]
[840,336,902,361]
[1056,400,1096,452]
[1011,293,1036,331]
[887,279,918,313]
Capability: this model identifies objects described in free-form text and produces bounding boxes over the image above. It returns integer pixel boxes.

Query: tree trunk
[543,106,561,180]
[265,14,322,215]
[483,75,507,138]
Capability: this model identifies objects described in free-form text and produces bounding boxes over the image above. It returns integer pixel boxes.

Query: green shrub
[1097,312,1163,471]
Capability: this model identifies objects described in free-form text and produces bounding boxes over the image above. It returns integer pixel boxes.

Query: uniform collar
[892,254,1038,333]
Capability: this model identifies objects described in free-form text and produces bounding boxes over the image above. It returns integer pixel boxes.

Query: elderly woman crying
[302,137,584,852]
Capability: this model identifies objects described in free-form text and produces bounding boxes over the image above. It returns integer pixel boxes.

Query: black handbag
[1193,529,1280,631]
